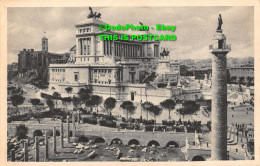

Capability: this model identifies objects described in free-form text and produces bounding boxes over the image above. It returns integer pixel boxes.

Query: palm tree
[149,105,162,128]
[160,99,176,122]
[104,97,117,116]
[120,101,136,122]
[176,101,200,121]
[141,101,154,121]
[10,94,25,115]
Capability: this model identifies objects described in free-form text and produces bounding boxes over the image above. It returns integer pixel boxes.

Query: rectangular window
[87,39,91,55]
[74,72,79,81]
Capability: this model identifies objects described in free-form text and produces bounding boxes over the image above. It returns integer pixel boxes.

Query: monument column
[210,14,231,160]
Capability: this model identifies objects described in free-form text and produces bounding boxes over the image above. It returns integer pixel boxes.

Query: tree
[231,76,237,83]
[46,98,55,113]
[160,99,176,122]
[15,124,28,140]
[30,98,41,112]
[85,98,94,112]
[247,76,253,86]
[52,92,61,108]
[62,97,72,113]
[72,96,81,111]
[10,95,25,115]
[176,101,200,121]
[149,105,162,127]
[65,87,73,97]
[52,92,61,99]
[141,101,154,120]
[78,87,93,104]
[91,95,103,112]
[104,97,117,116]
[120,101,136,122]
[239,76,245,85]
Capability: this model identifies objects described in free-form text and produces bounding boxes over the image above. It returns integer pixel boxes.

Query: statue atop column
[88,7,101,19]
[217,14,223,32]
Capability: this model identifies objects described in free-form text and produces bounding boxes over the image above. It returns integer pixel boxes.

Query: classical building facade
[229,65,254,85]
[49,17,160,101]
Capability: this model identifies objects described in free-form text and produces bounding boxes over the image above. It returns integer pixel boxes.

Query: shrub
[142,120,155,125]
[119,123,140,130]
[99,120,116,128]
[8,114,31,123]
[145,125,166,131]
[162,120,176,126]
[82,117,98,125]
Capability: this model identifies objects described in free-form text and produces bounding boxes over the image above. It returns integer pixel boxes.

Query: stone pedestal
[210,29,231,160]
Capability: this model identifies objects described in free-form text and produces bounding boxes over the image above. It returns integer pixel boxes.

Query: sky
[7,6,254,64]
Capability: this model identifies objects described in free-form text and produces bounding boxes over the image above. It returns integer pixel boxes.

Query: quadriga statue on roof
[88,7,101,19]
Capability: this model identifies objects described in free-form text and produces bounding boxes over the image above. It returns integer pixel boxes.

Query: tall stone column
[35,136,39,162]
[60,120,64,148]
[72,114,75,128]
[45,131,48,160]
[11,149,15,161]
[53,127,56,153]
[77,111,80,125]
[210,17,231,160]
[24,142,28,161]
[67,116,70,143]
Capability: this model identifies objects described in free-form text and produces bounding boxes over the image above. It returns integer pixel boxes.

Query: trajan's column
[209,14,231,160]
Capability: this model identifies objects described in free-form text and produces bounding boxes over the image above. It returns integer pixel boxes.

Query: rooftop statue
[217,14,223,31]
[160,48,170,57]
[88,7,101,19]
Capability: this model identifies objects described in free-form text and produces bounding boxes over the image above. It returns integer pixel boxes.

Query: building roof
[75,18,107,27]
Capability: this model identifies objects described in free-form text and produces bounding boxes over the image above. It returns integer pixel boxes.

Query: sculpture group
[88,7,101,19]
